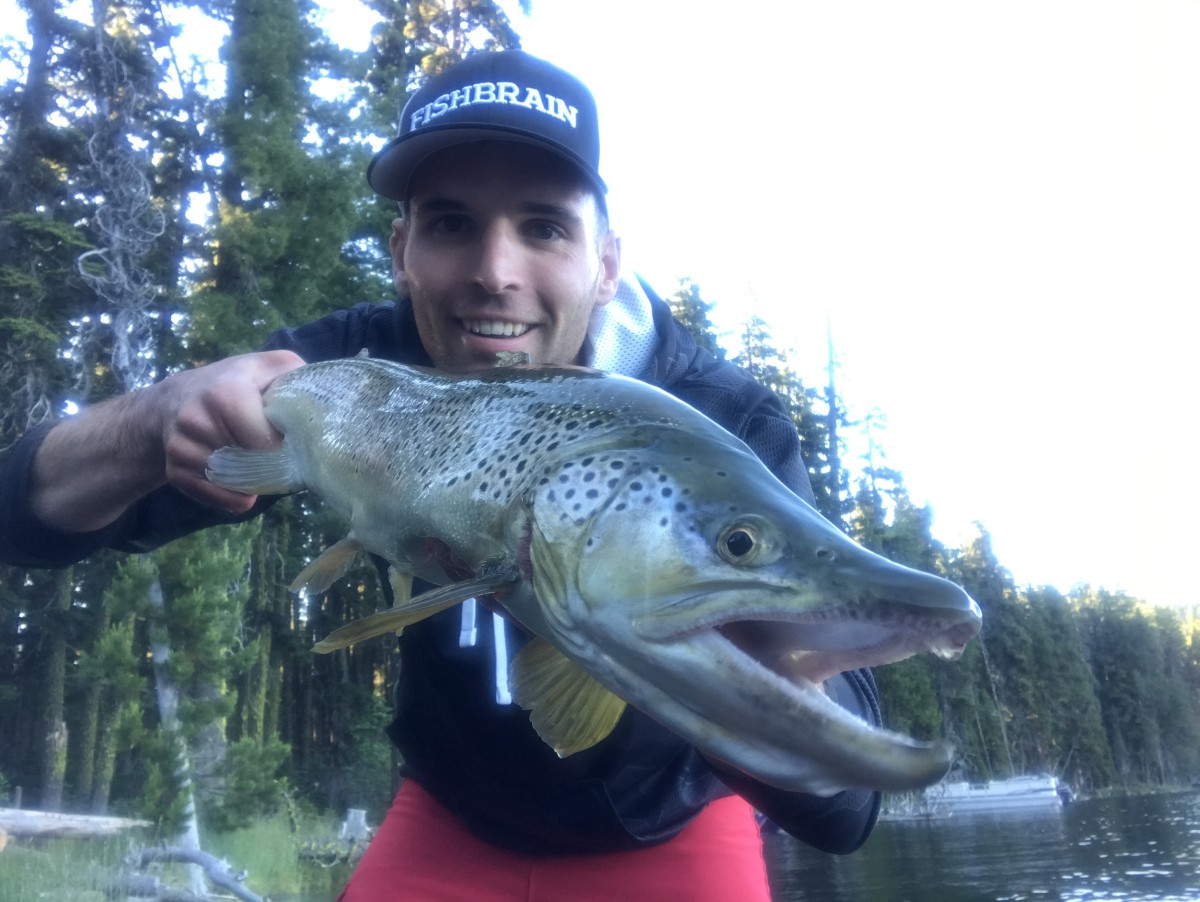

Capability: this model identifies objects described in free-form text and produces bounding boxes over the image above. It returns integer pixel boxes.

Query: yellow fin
[510,637,626,757]
[386,567,412,637]
[313,566,520,653]
[290,537,363,595]
[312,590,463,653]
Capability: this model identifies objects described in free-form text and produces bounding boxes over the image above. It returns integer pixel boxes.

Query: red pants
[337,780,771,901]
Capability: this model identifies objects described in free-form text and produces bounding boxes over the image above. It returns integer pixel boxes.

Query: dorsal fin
[494,351,532,368]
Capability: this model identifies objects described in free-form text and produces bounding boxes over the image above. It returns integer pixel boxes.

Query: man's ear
[389,217,409,296]
[594,232,622,307]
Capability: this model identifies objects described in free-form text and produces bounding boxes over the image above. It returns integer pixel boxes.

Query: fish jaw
[556,573,975,794]
[613,625,959,795]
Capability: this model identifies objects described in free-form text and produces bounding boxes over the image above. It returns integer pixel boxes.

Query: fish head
[524,428,982,795]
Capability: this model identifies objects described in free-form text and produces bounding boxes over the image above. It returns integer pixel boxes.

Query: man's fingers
[160,350,305,509]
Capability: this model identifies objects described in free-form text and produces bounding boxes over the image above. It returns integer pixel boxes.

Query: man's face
[391,142,621,372]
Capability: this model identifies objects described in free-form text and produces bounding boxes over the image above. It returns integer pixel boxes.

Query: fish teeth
[464,319,530,337]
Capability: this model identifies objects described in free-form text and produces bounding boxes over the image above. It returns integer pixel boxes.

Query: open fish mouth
[599,583,983,793]
[715,612,979,689]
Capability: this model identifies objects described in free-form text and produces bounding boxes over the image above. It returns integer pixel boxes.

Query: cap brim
[367,125,607,201]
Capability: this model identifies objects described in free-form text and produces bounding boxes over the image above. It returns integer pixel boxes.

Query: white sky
[501,0,1200,609]
[5,2,1198,608]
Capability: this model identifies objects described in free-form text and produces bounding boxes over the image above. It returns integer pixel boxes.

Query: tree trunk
[72,678,100,810]
[146,567,205,897]
[39,567,72,810]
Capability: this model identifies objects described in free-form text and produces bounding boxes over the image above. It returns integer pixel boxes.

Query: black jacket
[0,291,881,855]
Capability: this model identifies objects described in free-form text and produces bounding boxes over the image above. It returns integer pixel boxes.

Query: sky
[449,0,1200,609]
[5,1,1199,609]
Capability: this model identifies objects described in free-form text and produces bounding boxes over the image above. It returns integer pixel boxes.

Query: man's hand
[32,350,305,533]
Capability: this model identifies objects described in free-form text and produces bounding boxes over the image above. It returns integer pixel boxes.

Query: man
[0,51,880,899]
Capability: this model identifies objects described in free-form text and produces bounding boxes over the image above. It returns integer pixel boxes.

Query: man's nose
[474,224,522,295]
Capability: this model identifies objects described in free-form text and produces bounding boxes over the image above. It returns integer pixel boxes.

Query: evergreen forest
[1,0,1197,844]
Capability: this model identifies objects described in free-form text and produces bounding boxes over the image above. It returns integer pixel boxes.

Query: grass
[0,813,357,901]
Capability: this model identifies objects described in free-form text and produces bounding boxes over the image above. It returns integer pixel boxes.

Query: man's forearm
[27,350,304,535]
[31,389,168,534]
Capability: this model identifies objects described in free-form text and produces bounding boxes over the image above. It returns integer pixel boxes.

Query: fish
[206,356,982,796]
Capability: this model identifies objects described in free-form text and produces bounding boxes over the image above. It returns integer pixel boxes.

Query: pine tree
[668,278,723,358]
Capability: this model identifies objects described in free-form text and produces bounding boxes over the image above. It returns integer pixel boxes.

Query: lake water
[764,791,1200,902]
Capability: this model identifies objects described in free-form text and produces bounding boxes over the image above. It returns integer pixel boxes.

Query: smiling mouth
[464,319,531,338]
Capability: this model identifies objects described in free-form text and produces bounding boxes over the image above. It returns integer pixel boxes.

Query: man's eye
[433,215,468,234]
[526,221,563,241]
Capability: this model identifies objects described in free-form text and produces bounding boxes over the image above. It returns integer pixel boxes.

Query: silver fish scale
[264,359,706,566]
[429,396,629,506]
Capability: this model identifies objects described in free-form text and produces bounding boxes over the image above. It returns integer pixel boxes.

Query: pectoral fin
[313,565,520,653]
[206,446,304,495]
[510,637,626,757]
[290,537,363,595]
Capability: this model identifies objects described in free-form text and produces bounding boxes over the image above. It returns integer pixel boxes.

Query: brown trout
[206,357,981,795]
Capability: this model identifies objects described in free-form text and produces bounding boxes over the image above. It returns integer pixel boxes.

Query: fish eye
[718,521,761,565]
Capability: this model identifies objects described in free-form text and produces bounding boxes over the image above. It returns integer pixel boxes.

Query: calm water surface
[765,791,1200,902]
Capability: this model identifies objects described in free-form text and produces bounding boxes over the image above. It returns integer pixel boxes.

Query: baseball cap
[367,51,607,202]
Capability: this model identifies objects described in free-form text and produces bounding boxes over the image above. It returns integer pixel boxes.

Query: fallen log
[136,847,264,902]
[0,807,151,839]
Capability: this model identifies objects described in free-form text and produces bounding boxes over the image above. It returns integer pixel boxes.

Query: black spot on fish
[586,489,599,499]
[565,489,576,499]
[661,487,673,498]
[583,471,595,483]
[610,461,625,470]
[582,457,594,467]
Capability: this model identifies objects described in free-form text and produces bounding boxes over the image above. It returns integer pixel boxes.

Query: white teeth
[464,320,530,338]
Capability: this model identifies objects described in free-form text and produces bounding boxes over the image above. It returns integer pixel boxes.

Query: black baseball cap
[367,51,607,202]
